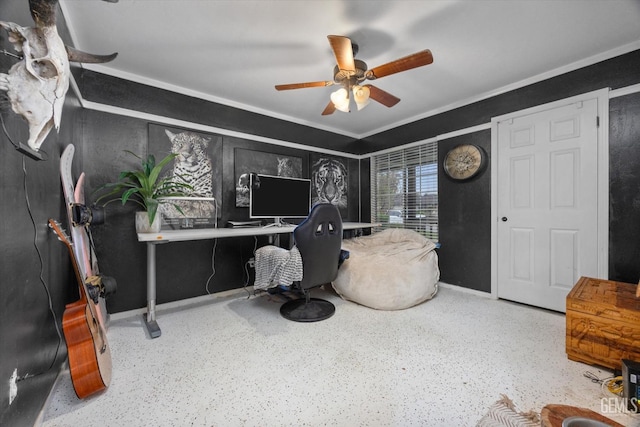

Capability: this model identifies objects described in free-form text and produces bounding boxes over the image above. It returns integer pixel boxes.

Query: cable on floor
[583,371,623,397]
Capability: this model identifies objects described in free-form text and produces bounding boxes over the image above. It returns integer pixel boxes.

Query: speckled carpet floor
[39,285,638,427]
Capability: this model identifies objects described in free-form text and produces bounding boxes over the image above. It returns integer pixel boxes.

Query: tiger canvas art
[311,157,348,209]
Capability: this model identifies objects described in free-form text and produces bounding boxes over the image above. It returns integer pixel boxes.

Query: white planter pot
[135,211,161,233]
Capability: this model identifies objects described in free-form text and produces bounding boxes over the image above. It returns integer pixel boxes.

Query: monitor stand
[263,217,285,228]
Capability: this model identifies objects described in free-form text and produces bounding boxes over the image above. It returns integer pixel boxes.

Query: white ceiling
[59,0,640,139]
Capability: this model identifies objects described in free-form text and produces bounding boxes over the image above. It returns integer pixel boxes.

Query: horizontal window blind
[370,141,438,240]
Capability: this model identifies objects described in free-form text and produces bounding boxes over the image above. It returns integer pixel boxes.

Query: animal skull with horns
[0,0,118,151]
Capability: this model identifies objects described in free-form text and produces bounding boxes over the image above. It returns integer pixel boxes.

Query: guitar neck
[48,219,88,302]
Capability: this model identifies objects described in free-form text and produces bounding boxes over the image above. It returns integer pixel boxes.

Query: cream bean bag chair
[333,228,439,310]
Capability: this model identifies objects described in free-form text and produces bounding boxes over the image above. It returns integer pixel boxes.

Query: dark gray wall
[1,0,640,423]
[609,92,640,283]
[361,50,640,152]
[406,50,640,292]
[438,131,492,292]
[0,2,79,425]
[77,70,362,155]
[82,110,363,313]
[73,48,640,308]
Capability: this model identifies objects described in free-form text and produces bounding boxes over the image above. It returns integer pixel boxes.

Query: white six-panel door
[494,95,604,312]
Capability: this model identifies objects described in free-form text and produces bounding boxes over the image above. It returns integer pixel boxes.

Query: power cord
[0,110,19,150]
[1,57,60,377]
[0,53,45,160]
[17,156,63,381]
[204,238,218,294]
[0,51,45,161]
[583,371,623,397]
[243,259,252,298]
[242,236,258,298]
[0,111,48,161]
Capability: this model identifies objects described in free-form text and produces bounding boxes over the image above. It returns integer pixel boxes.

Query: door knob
[501,217,508,222]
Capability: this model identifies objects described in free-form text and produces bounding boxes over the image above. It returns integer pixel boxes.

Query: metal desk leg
[143,242,161,338]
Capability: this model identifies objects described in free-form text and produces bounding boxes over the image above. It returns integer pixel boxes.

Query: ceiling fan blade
[366,49,433,80]
[327,35,356,72]
[321,101,336,116]
[275,81,334,91]
[365,85,401,108]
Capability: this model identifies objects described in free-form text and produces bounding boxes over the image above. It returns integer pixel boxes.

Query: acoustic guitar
[48,219,112,399]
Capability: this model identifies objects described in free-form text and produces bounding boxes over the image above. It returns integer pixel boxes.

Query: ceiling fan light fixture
[353,85,370,111]
[330,88,350,113]
[275,35,433,115]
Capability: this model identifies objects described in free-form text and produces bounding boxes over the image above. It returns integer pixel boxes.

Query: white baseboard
[110,282,494,322]
[109,287,252,322]
[437,281,495,299]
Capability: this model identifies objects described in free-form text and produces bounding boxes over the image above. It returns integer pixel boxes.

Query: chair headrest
[294,203,342,240]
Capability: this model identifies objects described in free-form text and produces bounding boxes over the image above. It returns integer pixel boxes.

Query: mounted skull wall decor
[0,0,117,151]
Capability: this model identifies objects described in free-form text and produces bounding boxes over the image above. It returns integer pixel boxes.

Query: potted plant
[95,151,192,233]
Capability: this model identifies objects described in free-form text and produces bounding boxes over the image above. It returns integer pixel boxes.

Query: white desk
[137,222,378,338]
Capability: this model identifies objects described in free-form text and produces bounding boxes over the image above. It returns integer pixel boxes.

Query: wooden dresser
[566,276,640,370]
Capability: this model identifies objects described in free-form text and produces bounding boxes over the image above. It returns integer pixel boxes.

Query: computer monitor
[249,174,311,226]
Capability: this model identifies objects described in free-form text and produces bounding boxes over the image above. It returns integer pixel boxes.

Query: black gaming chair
[280,203,343,322]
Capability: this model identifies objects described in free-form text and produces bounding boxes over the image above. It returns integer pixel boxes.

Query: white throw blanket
[333,228,439,310]
[254,245,303,291]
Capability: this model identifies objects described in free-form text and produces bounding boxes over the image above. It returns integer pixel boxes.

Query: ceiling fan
[275,35,433,115]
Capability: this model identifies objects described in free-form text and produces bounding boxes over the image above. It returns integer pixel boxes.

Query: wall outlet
[9,368,17,405]
[248,257,255,268]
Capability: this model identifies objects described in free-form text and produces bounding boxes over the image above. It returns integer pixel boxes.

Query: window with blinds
[370,141,438,240]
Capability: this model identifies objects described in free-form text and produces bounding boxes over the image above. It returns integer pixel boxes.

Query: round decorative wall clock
[443,144,487,180]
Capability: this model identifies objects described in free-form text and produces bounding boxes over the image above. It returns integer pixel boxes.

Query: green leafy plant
[95,151,193,225]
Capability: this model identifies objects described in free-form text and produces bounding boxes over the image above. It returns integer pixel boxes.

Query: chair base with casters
[280,290,335,322]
